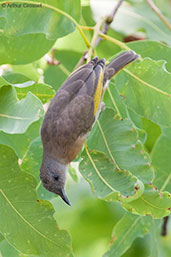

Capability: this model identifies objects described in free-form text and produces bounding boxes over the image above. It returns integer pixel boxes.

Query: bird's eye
[53,174,59,181]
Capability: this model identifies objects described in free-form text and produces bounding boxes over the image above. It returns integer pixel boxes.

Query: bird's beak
[59,188,71,206]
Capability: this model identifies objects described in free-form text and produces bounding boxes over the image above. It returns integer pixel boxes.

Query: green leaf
[115,59,171,128]
[15,83,55,104]
[44,64,67,91]
[81,3,96,27]
[142,118,161,153]
[0,0,80,39]
[127,41,171,72]
[3,72,35,86]
[103,82,128,119]
[0,76,8,87]
[103,213,151,257]
[0,119,41,159]
[44,50,81,91]
[0,145,72,257]
[53,50,82,72]
[0,0,81,64]
[21,137,42,182]
[12,63,42,81]
[90,0,171,44]
[3,72,55,103]
[124,108,162,152]
[54,196,125,257]
[153,0,171,20]
[79,150,144,202]
[69,165,79,183]
[152,129,171,192]
[0,233,3,242]
[0,238,26,257]
[87,109,153,183]
[54,28,88,53]
[0,85,43,134]
[0,33,55,65]
[21,137,54,200]
[123,184,171,218]
[149,219,161,257]
[104,82,160,152]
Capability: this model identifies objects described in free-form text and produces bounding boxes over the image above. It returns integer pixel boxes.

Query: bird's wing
[41,57,106,161]
[104,51,139,83]
[42,94,95,162]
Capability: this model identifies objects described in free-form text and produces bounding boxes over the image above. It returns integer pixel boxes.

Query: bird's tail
[104,51,139,82]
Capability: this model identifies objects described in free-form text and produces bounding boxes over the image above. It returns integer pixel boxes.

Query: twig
[95,0,125,46]
[75,0,125,66]
[146,0,171,31]
[46,49,60,66]
[99,32,130,51]
[161,216,169,236]
[46,49,70,76]
[87,16,106,62]
[74,50,88,70]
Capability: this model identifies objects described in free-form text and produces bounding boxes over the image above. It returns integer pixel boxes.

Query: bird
[40,51,139,205]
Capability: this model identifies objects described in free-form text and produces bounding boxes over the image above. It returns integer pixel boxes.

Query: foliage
[0,0,171,256]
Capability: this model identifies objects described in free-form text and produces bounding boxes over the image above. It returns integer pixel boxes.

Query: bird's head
[40,155,70,206]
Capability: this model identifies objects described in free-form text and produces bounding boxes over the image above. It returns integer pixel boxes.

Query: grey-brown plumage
[40,51,139,205]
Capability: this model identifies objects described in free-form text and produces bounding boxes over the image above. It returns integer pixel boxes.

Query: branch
[46,49,60,66]
[45,49,70,76]
[87,16,106,62]
[74,50,88,70]
[95,0,125,46]
[146,0,171,31]
[161,216,169,236]
[75,0,125,66]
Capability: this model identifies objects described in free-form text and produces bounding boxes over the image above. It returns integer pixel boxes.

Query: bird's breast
[66,132,89,162]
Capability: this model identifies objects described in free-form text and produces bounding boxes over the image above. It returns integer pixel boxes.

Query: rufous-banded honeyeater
[40,51,139,205]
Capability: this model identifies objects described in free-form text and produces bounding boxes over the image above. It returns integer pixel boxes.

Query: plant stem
[99,32,130,50]
[95,0,125,46]
[74,50,88,70]
[161,216,169,236]
[87,17,107,62]
[107,87,122,118]
[80,26,94,31]
[0,1,91,48]
[36,181,42,191]
[146,0,171,31]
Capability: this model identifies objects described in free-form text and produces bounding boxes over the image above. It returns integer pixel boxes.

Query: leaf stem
[95,0,125,46]
[107,87,122,118]
[36,181,42,191]
[87,16,107,62]
[58,64,70,76]
[80,26,94,31]
[0,1,91,48]
[160,173,171,192]
[145,0,171,31]
[125,69,171,98]
[99,32,130,51]
[84,144,116,191]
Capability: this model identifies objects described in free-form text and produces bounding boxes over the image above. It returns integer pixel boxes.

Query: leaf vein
[97,120,120,169]
[85,146,116,192]
[0,189,62,248]
[125,69,171,97]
